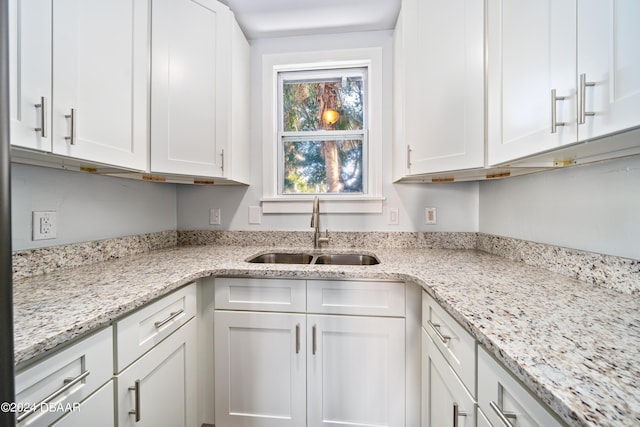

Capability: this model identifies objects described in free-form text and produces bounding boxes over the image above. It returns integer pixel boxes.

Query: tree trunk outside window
[319,83,341,192]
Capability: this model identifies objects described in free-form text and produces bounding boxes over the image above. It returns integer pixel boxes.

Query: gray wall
[175,30,481,233]
[479,155,640,260]
[12,164,177,251]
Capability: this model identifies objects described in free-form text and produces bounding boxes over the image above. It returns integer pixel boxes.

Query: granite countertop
[13,245,640,427]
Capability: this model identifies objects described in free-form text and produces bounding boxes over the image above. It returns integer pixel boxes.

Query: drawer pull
[154,309,185,329]
[129,379,141,422]
[453,403,468,427]
[295,323,301,354]
[16,370,90,423]
[490,401,517,427]
[427,320,451,343]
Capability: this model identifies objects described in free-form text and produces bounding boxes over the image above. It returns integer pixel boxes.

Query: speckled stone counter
[12,245,640,427]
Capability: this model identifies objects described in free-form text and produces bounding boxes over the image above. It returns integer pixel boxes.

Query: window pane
[282,75,364,132]
[283,139,363,194]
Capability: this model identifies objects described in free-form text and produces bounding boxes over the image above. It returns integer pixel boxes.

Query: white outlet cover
[248,206,262,224]
[209,208,221,225]
[33,211,57,240]
[425,207,437,225]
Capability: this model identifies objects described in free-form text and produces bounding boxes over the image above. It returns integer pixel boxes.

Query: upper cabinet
[10,0,149,171]
[488,0,640,166]
[150,0,250,183]
[393,0,484,180]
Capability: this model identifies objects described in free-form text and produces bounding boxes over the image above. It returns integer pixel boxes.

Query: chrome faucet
[311,196,329,249]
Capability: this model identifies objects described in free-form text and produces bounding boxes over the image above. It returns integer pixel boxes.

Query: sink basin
[247,252,314,264]
[314,253,380,265]
[247,252,380,266]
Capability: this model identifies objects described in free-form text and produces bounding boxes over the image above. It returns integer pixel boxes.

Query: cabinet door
[51,381,115,427]
[9,0,52,151]
[51,0,148,171]
[307,315,405,427]
[487,0,577,165]
[117,319,197,427]
[214,311,307,427]
[577,0,640,140]
[151,0,230,177]
[421,329,475,427]
[398,0,484,175]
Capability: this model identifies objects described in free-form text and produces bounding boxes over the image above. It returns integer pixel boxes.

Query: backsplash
[12,230,639,294]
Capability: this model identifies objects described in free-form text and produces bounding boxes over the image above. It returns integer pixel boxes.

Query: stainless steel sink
[313,253,380,265]
[247,252,314,264]
[247,252,380,266]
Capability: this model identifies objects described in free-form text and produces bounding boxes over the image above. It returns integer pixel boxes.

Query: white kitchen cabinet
[393,0,484,179]
[577,0,640,141]
[307,314,405,427]
[478,346,563,427]
[10,0,149,171]
[14,327,113,427]
[421,329,475,427]
[117,318,197,427]
[51,0,148,171]
[487,0,577,165]
[214,311,307,427]
[8,0,52,152]
[488,0,640,166]
[214,278,409,427]
[51,381,115,427]
[151,0,250,182]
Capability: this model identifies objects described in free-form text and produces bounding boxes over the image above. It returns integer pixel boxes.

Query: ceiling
[219,0,402,40]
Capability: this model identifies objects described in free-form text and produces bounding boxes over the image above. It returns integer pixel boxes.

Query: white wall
[176,31,480,233]
[479,155,640,259]
[11,164,177,251]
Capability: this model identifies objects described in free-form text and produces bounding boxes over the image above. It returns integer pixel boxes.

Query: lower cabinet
[214,278,407,427]
[51,381,115,427]
[421,329,475,427]
[116,318,197,427]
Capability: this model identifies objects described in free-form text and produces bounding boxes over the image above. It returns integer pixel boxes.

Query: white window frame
[261,48,385,214]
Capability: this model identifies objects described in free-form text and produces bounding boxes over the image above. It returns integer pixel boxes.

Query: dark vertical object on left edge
[0,0,16,425]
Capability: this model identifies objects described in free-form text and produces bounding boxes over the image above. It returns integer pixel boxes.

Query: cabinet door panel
[117,320,197,427]
[307,315,405,427]
[578,0,640,140]
[9,0,52,151]
[52,0,148,170]
[488,0,577,165]
[214,311,306,427]
[421,329,475,427]
[151,0,229,177]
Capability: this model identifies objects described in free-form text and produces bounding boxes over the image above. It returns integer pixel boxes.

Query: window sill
[261,196,385,214]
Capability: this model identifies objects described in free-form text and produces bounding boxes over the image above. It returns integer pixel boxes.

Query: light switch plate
[209,208,221,225]
[248,206,261,224]
[388,207,399,225]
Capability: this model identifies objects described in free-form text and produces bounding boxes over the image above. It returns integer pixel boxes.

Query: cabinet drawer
[51,380,114,427]
[215,277,306,312]
[15,327,113,427]
[115,282,196,372]
[478,346,563,427]
[307,280,405,317]
[422,291,475,395]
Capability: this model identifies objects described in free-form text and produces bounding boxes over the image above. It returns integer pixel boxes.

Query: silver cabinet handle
[427,320,451,343]
[34,96,48,138]
[129,379,141,422]
[490,401,517,427]
[453,403,468,427]
[551,89,567,134]
[579,73,595,124]
[220,149,225,173]
[312,324,317,355]
[16,370,90,423]
[154,309,184,329]
[64,108,77,145]
[295,323,301,354]
[406,145,412,169]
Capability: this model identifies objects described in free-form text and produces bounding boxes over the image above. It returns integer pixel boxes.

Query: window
[278,68,367,195]
[262,48,384,213]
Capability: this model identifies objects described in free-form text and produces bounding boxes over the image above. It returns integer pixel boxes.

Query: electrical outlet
[33,211,57,240]
[425,207,437,225]
[209,208,221,225]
